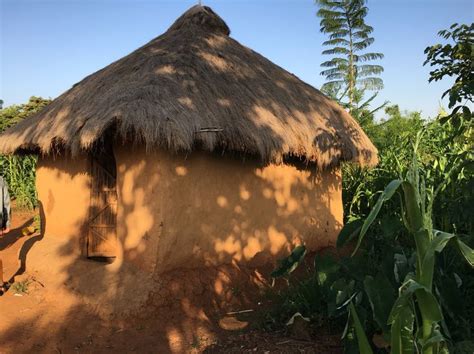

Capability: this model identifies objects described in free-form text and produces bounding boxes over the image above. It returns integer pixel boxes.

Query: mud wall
[114,146,343,274]
[36,154,91,253]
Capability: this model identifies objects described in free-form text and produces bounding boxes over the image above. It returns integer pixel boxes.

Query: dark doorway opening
[87,141,118,259]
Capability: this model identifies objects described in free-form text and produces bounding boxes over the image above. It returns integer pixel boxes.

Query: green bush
[267,116,474,353]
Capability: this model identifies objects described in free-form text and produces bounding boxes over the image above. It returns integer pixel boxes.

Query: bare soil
[0,207,342,353]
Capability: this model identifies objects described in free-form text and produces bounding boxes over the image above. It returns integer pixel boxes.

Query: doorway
[87,142,118,259]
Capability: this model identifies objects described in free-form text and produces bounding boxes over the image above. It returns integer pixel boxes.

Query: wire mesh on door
[87,143,117,258]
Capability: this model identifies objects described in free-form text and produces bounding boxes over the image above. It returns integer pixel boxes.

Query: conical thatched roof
[0,5,378,168]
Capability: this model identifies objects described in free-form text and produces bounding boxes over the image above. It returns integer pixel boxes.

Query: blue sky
[1,0,472,119]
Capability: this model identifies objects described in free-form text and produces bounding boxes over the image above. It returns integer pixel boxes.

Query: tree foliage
[424,23,473,126]
[0,96,50,133]
[316,0,384,109]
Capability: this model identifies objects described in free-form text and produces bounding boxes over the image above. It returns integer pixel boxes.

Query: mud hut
[0,6,377,276]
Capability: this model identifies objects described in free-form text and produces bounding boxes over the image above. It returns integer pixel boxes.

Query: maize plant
[0,97,49,210]
[351,131,474,354]
[0,155,38,209]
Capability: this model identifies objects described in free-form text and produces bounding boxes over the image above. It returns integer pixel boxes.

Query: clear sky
[1,0,473,118]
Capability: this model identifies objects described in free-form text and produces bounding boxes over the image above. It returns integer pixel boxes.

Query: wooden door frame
[85,143,118,259]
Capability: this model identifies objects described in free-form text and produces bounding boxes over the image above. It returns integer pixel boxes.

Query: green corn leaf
[420,325,446,349]
[349,301,374,354]
[456,239,474,267]
[430,230,456,252]
[337,217,363,248]
[330,278,354,307]
[419,230,456,285]
[416,289,443,323]
[352,179,403,256]
[271,245,306,278]
[388,283,420,325]
[427,230,474,268]
[314,253,340,286]
[394,253,410,284]
[390,306,415,354]
[364,274,396,333]
[388,279,442,325]
[400,182,424,233]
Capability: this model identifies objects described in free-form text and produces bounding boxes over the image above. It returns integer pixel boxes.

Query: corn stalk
[0,155,38,209]
[351,131,474,353]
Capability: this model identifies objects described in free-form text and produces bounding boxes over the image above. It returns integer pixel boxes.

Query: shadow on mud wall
[115,149,344,273]
[0,150,343,352]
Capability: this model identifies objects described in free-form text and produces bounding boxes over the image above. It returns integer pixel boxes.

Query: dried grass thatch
[0,5,378,169]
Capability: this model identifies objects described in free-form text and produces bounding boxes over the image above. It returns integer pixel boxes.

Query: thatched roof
[0,5,378,168]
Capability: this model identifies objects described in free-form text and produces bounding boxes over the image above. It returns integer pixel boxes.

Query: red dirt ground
[0,207,342,353]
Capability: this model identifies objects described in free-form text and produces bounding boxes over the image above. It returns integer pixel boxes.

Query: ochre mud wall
[27,148,343,334]
[114,146,343,274]
[36,154,91,251]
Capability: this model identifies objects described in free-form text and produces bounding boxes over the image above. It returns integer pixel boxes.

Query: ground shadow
[7,201,46,283]
[0,218,34,251]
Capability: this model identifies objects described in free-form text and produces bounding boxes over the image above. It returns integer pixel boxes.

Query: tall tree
[0,96,50,132]
[316,0,384,111]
